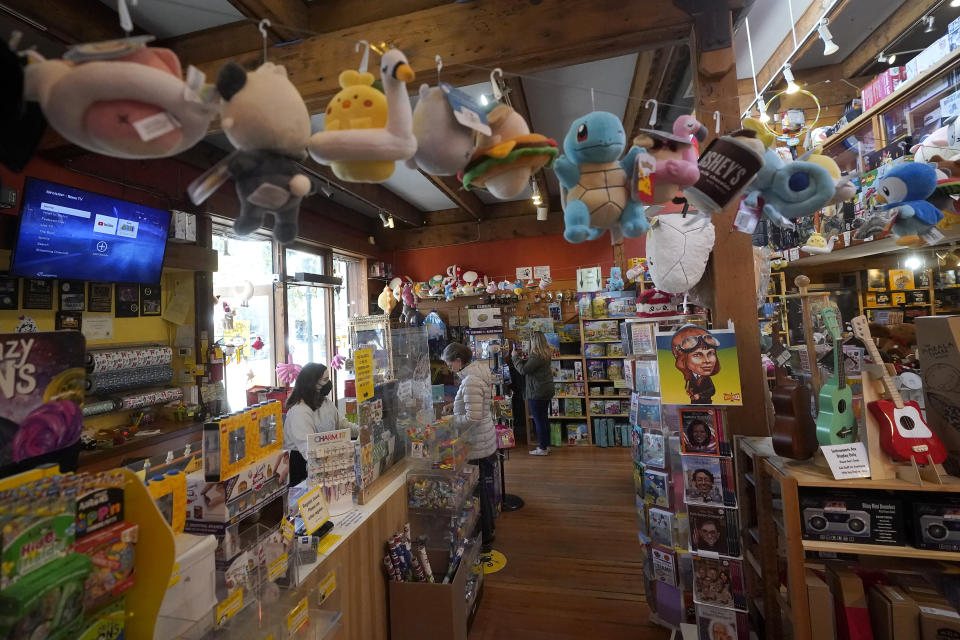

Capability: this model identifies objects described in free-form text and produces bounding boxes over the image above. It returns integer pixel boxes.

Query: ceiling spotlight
[387,214,395,229]
[783,63,799,94]
[379,211,391,228]
[531,179,543,206]
[952,0,960,8]
[905,255,923,270]
[818,17,839,55]
[888,53,896,64]
[756,97,770,123]
[924,15,936,33]
[877,52,888,64]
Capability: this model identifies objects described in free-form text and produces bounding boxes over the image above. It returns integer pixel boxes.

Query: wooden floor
[468,446,670,640]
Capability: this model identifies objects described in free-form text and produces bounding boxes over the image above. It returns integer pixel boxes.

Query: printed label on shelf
[216,588,243,628]
[317,569,337,605]
[298,485,330,535]
[268,552,288,580]
[820,442,871,480]
[281,518,295,542]
[316,534,342,555]
[287,597,309,633]
[614,379,627,389]
[922,226,945,245]
[354,348,374,402]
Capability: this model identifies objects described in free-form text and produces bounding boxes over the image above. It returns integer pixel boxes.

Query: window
[333,254,366,398]
[212,233,276,412]
[285,248,330,370]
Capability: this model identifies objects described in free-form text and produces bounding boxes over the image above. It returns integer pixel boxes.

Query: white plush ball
[647,212,716,294]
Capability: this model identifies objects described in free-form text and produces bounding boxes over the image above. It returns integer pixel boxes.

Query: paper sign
[281,518,295,543]
[533,266,551,279]
[397,379,412,403]
[820,443,871,480]
[168,562,181,588]
[516,266,533,281]
[297,485,330,535]
[82,315,114,341]
[268,552,288,580]
[216,588,243,628]
[354,348,374,402]
[843,230,851,246]
[577,266,602,292]
[287,597,309,633]
[316,533,342,555]
[614,378,627,389]
[776,351,791,366]
[317,569,338,605]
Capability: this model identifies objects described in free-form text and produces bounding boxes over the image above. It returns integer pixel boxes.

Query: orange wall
[390,233,646,282]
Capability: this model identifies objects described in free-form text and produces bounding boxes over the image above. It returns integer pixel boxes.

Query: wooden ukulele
[815,307,856,445]
[849,315,947,465]
[769,328,818,460]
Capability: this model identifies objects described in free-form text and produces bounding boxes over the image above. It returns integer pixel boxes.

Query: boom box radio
[799,489,904,546]
[911,495,960,551]
[803,506,871,538]
[920,514,960,544]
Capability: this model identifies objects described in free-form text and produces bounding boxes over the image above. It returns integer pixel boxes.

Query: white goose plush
[308,48,417,183]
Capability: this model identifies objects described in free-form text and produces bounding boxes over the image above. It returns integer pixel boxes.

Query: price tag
[268,552,288,580]
[287,597,309,633]
[820,443,871,480]
[316,533,342,555]
[614,379,627,389]
[776,351,791,366]
[216,589,243,628]
[281,518,295,542]
[922,226,946,245]
[843,230,851,246]
[440,82,491,135]
[317,569,338,605]
[297,485,330,535]
[789,247,800,261]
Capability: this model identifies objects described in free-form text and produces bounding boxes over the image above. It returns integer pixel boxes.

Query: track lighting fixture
[818,18,839,55]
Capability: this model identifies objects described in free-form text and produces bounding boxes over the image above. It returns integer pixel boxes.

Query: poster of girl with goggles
[656,325,743,406]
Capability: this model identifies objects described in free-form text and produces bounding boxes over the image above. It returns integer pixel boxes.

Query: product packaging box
[185,448,290,522]
[910,493,960,552]
[916,316,960,454]
[920,602,960,640]
[807,569,836,640]
[799,489,904,545]
[826,562,873,640]
[868,584,919,640]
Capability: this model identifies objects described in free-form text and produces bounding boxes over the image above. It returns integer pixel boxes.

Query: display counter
[79,419,204,472]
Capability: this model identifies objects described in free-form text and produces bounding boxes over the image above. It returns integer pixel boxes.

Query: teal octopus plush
[741,148,836,229]
[553,111,648,243]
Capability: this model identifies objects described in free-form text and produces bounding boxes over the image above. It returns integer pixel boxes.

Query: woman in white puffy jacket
[443,342,497,551]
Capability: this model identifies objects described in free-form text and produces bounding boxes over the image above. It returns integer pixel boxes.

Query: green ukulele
[815,307,856,445]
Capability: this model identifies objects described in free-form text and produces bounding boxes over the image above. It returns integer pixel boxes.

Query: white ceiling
[96,0,243,39]
[734,0,816,80]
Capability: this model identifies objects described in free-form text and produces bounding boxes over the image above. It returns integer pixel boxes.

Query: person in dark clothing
[510,331,556,456]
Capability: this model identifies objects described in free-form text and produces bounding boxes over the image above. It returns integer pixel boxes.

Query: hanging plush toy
[377,285,396,314]
[855,163,943,247]
[498,279,512,291]
[407,84,476,175]
[554,111,648,243]
[606,268,624,291]
[25,39,217,159]
[646,211,716,293]
[191,62,313,244]
[400,282,420,325]
[740,146,836,231]
[461,104,558,198]
[632,115,704,205]
[442,265,465,290]
[309,48,416,183]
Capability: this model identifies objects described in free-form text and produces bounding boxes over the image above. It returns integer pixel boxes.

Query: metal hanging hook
[713,110,721,134]
[435,54,442,84]
[590,87,596,112]
[117,0,138,36]
[645,99,658,127]
[355,40,371,73]
[258,19,270,63]
[490,68,504,101]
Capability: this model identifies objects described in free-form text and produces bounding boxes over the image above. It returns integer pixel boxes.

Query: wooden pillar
[689,6,768,436]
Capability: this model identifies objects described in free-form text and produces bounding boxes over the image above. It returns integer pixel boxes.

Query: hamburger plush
[460,104,558,199]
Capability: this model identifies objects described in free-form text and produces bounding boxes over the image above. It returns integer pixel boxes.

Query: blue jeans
[528,398,550,450]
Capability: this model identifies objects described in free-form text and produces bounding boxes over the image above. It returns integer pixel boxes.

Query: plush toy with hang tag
[632,115,705,205]
[408,84,476,175]
[855,162,943,247]
[740,145,837,231]
[192,61,313,244]
[554,111,648,243]
[646,210,716,293]
[24,38,217,159]
[309,49,417,183]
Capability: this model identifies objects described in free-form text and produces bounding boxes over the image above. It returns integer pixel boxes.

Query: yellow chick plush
[325,70,386,131]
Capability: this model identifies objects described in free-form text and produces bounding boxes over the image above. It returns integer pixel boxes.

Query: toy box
[186,448,290,523]
[71,521,138,612]
[909,493,960,552]
[799,489,904,546]
[203,400,283,482]
[905,35,950,81]
[862,67,907,110]
[0,553,91,639]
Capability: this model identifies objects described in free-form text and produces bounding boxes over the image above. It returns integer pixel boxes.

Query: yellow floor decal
[482,550,507,574]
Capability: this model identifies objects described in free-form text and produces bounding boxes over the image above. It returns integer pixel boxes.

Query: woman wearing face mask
[283,362,358,486]
[443,342,497,552]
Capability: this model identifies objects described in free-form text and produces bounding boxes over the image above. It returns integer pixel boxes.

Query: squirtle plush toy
[205,61,313,244]
[309,49,417,183]
[554,111,648,243]
[857,162,942,246]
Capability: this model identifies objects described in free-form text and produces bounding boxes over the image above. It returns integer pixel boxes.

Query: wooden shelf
[587,395,631,399]
[586,378,615,383]
[553,379,585,383]
[552,355,584,360]
[584,316,635,321]
[554,395,586,399]
[548,415,589,420]
[79,418,204,472]
[582,339,621,343]
[583,354,627,359]
[802,539,960,561]
[589,413,630,418]
[769,456,960,493]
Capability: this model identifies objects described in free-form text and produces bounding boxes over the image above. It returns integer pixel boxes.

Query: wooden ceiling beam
[225,0,309,43]
[306,0,447,34]
[841,0,939,78]
[2,0,135,44]
[622,50,657,140]
[503,76,550,211]
[753,0,826,96]
[419,172,485,221]
[188,0,693,114]
[161,21,264,65]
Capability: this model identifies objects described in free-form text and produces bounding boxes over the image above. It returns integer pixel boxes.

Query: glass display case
[821,121,877,175]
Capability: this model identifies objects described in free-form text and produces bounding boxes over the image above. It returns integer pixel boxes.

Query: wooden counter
[79,419,204,472]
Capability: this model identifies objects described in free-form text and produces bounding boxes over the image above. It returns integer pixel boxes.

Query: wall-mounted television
[11,178,171,284]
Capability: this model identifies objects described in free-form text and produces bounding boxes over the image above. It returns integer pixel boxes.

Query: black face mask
[316,381,333,401]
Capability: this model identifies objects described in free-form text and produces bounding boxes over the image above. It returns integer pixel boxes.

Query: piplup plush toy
[858,162,942,246]
[25,41,216,159]
[646,211,716,293]
[461,104,558,199]
[408,84,476,175]
[554,111,648,243]
[211,61,313,244]
[309,49,416,183]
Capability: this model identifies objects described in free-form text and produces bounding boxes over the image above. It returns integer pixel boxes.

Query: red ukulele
[850,315,946,465]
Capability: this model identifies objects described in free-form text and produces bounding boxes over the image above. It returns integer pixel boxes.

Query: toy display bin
[154,533,218,640]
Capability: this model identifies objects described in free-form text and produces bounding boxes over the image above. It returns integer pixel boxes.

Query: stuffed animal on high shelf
[632,116,705,205]
[193,61,313,244]
[309,49,416,182]
[25,39,217,159]
[855,162,942,247]
[637,289,677,318]
[408,84,476,175]
[553,111,648,243]
[400,282,421,325]
[461,104,558,199]
[606,268,624,291]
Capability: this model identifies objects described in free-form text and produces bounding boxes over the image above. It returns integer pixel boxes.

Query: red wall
[391,233,646,282]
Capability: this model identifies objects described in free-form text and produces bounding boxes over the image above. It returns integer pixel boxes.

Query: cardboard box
[807,569,837,640]
[826,562,873,640]
[862,67,907,110]
[906,35,951,82]
[799,489,905,546]
[185,448,290,522]
[916,316,960,454]
[869,584,919,640]
[910,493,960,552]
[920,602,960,640]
